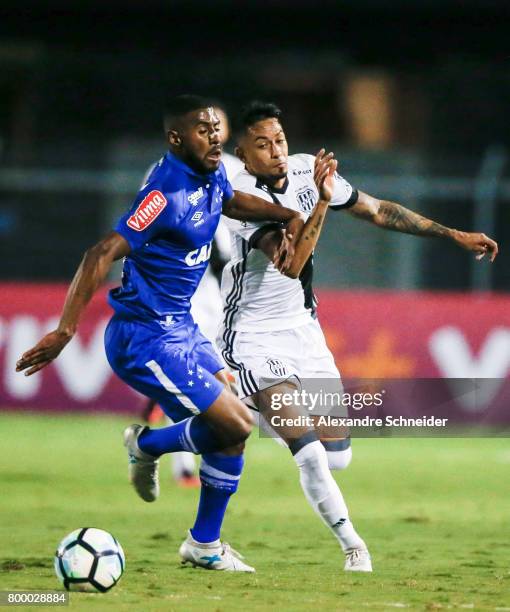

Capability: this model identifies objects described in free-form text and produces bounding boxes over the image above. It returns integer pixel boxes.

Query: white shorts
[218,318,342,401]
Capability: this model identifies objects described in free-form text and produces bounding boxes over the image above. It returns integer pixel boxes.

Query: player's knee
[233,413,253,442]
[321,438,352,471]
[220,409,252,445]
[234,400,254,438]
[326,448,352,471]
[291,436,333,493]
[207,393,253,445]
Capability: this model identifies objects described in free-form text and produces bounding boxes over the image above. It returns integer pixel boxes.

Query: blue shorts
[104,315,224,423]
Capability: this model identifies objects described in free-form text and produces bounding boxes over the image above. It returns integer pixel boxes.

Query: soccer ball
[54,528,125,592]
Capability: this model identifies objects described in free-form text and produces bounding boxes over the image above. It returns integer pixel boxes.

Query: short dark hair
[238,101,282,133]
[163,94,215,132]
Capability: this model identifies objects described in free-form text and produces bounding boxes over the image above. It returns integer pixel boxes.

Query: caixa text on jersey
[184,243,212,266]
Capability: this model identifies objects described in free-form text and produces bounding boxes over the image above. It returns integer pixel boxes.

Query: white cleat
[123,424,160,502]
[179,531,255,572]
[344,548,373,572]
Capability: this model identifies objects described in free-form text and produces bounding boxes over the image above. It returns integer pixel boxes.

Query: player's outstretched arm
[223,190,305,269]
[347,191,499,262]
[223,190,302,224]
[16,231,130,376]
[257,150,337,278]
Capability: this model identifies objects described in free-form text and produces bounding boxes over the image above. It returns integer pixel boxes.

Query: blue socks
[138,416,220,456]
[138,420,244,544]
[190,452,244,543]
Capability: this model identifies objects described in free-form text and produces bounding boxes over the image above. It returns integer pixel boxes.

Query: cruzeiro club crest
[266,358,289,378]
[296,187,316,213]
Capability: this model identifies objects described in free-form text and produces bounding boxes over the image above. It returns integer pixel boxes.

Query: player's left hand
[274,215,305,273]
[453,231,499,262]
[314,149,338,202]
[15,330,72,376]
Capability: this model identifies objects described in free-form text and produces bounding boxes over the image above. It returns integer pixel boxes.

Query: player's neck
[256,174,287,191]
[272,177,286,190]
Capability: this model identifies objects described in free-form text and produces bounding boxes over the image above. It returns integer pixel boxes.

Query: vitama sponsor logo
[127,190,167,231]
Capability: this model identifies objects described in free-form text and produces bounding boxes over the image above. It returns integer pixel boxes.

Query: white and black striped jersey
[220,153,358,333]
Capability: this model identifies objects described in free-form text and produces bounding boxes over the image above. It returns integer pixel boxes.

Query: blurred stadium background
[2,0,510,285]
[0,0,508,412]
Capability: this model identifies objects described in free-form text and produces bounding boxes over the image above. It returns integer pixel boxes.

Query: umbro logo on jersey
[188,187,204,206]
[127,190,167,231]
[191,211,204,227]
[292,168,312,176]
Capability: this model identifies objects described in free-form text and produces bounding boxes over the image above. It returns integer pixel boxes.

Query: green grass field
[0,412,509,611]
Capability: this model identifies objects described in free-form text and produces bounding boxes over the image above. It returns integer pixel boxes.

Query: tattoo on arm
[304,214,323,241]
[377,202,452,238]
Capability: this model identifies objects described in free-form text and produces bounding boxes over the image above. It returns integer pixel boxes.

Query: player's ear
[168,130,182,148]
[235,146,245,163]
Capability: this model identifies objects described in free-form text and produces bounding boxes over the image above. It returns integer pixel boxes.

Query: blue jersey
[108,152,233,325]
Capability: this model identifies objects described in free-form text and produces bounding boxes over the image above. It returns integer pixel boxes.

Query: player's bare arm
[16,231,130,376]
[223,189,301,224]
[270,149,338,277]
[223,189,305,267]
[348,191,499,262]
[224,190,305,244]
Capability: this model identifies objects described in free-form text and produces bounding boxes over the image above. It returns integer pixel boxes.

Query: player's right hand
[314,149,338,202]
[453,231,499,262]
[15,330,72,376]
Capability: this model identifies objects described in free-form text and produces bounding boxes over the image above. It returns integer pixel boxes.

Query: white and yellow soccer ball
[54,528,125,592]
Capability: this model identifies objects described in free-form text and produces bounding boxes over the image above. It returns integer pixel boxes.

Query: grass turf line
[0,412,509,611]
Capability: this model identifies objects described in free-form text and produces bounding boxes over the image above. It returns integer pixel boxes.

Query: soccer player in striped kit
[219,101,498,572]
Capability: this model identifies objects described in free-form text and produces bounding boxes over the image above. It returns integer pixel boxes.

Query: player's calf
[288,431,372,572]
[127,388,253,465]
[190,451,244,543]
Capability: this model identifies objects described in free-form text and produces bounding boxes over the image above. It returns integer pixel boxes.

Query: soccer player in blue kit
[16,95,333,572]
